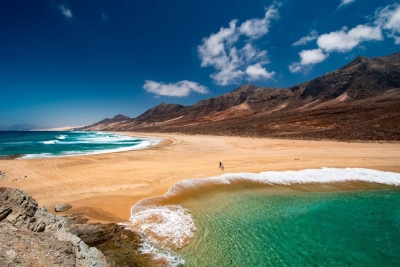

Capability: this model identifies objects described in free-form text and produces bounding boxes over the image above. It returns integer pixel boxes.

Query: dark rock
[0,187,109,266]
[0,206,12,221]
[55,203,72,212]
[0,188,153,267]
[65,213,156,267]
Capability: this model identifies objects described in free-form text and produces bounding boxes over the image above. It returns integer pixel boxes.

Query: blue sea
[0,131,160,159]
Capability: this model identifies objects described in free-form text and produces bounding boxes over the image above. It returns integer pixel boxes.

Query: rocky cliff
[0,188,155,267]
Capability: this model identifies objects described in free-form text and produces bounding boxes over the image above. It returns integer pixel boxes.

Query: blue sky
[1,0,399,127]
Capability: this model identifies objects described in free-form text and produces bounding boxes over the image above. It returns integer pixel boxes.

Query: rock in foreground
[55,203,72,212]
[0,187,156,267]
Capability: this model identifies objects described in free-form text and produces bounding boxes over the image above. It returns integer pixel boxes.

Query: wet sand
[0,132,399,222]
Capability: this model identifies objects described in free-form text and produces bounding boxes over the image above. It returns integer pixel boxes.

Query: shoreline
[0,132,399,223]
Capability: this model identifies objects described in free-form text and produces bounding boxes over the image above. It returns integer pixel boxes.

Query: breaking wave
[41,140,59,145]
[55,135,67,139]
[123,204,195,266]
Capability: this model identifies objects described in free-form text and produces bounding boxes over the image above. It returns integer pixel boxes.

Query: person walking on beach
[219,162,224,171]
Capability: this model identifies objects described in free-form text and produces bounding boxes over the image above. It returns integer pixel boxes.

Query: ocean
[0,131,160,159]
[126,168,400,266]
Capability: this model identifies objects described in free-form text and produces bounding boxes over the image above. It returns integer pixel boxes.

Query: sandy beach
[1,132,399,222]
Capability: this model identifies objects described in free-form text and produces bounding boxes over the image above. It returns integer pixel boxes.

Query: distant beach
[1,133,399,265]
[0,131,160,159]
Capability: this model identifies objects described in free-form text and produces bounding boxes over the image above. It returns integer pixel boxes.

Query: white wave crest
[76,132,136,143]
[21,153,53,159]
[128,205,196,250]
[138,239,185,267]
[55,135,67,139]
[41,140,59,145]
[164,168,400,198]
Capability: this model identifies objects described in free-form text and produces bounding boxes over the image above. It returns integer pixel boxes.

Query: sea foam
[139,239,185,266]
[124,204,194,267]
[41,140,59,145]
[164,168,400,198]
[128,205,196,249]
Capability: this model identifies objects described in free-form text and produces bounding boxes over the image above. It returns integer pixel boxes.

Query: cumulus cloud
[299,48,327,64]
[245,64,275,80]
[292,30,318,46]
[289,3,400,73]
[317,25,382,52]
[198,4,279,85]
[143,80,209,97]
[288,62,302,73]
[289,24,382,73]
[60,5,73,18]
[239,6,279,39]
[338,0,356,8]
[289,49,327,73]
[375,4,400,44]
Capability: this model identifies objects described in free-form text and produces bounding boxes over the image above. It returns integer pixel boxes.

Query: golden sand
[0,132,399,222]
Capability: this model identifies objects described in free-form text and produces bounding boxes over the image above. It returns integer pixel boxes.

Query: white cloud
[288,62,303,73]
[299,49,327,64]
[60,5,73,18]
[290,24,381,73]
[198,4,279,85]
[288,49,327,73]
[239,6,279,39]
[375,4,400,44]
[143,80,209,97]
[317,25,382,52]
[198,20,239,70]
[245,64,275,80]
[289,3,399,73]
[338,0,356,8]
[292,30,318,46]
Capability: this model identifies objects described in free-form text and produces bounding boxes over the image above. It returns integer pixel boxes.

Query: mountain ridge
[81,52,400,141]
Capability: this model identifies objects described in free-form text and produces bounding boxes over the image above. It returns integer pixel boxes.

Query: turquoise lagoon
[127,168,400,266]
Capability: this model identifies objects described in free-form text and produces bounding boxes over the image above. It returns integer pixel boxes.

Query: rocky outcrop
[0,187,159,267]
[0,187,109,267]
[55,203,72,212]
[65,213,154,267]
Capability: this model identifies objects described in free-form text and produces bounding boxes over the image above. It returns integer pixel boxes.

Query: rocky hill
[0,187,156,267]
[82,52,400,141]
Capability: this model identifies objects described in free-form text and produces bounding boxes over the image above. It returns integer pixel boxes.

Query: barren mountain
[82,52,400,141]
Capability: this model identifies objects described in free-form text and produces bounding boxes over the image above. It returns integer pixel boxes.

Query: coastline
[0,132,399,223]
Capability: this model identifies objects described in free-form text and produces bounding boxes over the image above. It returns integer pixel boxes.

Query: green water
[177,188,400,266]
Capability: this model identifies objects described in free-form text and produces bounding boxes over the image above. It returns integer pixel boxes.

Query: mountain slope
[82,52,400,141]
